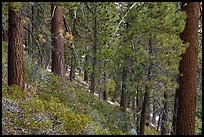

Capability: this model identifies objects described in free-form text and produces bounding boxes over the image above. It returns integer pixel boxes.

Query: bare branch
[23,25,43,61]
[63,14,72,34]
[112,2,137,38]
[51,5,57,20]
[63,14,79,61]
[84,2,93,14]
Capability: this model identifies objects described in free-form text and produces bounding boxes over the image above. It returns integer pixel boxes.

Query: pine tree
[161,92,168,135]
[8,3,24,89]
[51,2,65,77]
[176,2,200,135]
[90,3,97,93]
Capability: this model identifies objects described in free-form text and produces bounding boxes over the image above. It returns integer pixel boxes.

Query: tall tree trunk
[27,22,31,51]
[98,61,103,100]
[126,60,132,109]
[70,9,77,81]
[161,92,168,135]
[51,2,65,78]
[126,96,131,108]
[120,2,131,111]
[139,39,152,135]
[112,68,121,102]
[132,96,136,120]
[30,2,36,59]
[90,5,97,93]
[171,88,179,135]
[120,65,128,112]
[176,2,199,135]
[120,23,130,112]
[70,57,76,82]
[139,90,149,135]
[31,3,36,34]
[146,40,153,125]
[146,103,151,127]
[84,54,89,82]
[136,86,141,133]
[8,5,24,89]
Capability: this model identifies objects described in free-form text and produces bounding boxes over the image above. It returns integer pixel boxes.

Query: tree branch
[63,14,79,61]
[84,2,93,14]
[105,3,137,51]
[23,25,43,62]
[112,2,137,39]
[51,5,57,20]
[63,14,72,33]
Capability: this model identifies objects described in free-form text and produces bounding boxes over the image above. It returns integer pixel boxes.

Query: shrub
[2,85,93,135]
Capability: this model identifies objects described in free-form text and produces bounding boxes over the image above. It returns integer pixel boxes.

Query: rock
[130,128,138,135]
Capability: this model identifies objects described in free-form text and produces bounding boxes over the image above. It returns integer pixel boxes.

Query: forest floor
[2,65,159,135]
[66,66,159,134]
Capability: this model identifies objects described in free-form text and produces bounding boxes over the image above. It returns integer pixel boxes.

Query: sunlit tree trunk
[8,5,24,89]
[152,104,157,126]
[157,112,162,131]
[139,39,152,135]
[51,2,65,77]
[90,4,97,93]
[84,54,89,82]
[120,65,128,112]
[136,87,141,133]
[70,10,77,81]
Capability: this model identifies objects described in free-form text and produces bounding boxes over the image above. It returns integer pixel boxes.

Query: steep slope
[2,71,134,135]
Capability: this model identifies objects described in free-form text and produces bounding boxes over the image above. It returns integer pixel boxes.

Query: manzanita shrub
[2,85,92,135]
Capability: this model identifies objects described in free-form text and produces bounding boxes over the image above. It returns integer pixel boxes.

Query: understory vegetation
[2,71,133,135]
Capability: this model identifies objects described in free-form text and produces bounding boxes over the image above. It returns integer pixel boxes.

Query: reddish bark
[8,6,24,89]
[176,2,200,135]
[51,3,65,77]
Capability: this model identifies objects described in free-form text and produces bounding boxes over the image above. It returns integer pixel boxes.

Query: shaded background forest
[2,2,202,135]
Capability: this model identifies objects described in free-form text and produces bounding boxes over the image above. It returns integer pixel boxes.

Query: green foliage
[125,2,188,97]
[9,2,22,12]
[2,41,8,86]
[102,123,124,135]
[2,85,92,135]
[38,74,131,134]
[3,85,29,102]
[198,33,202,67]
[104,79,116,98]
[2,41,8,65]
[2,2,201,135]
[196,117,202,135]
[196,104,202,135]
[2,2,9,16]
[23,53,52,86]
[144,127,159,135]
[2,72,130,135]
